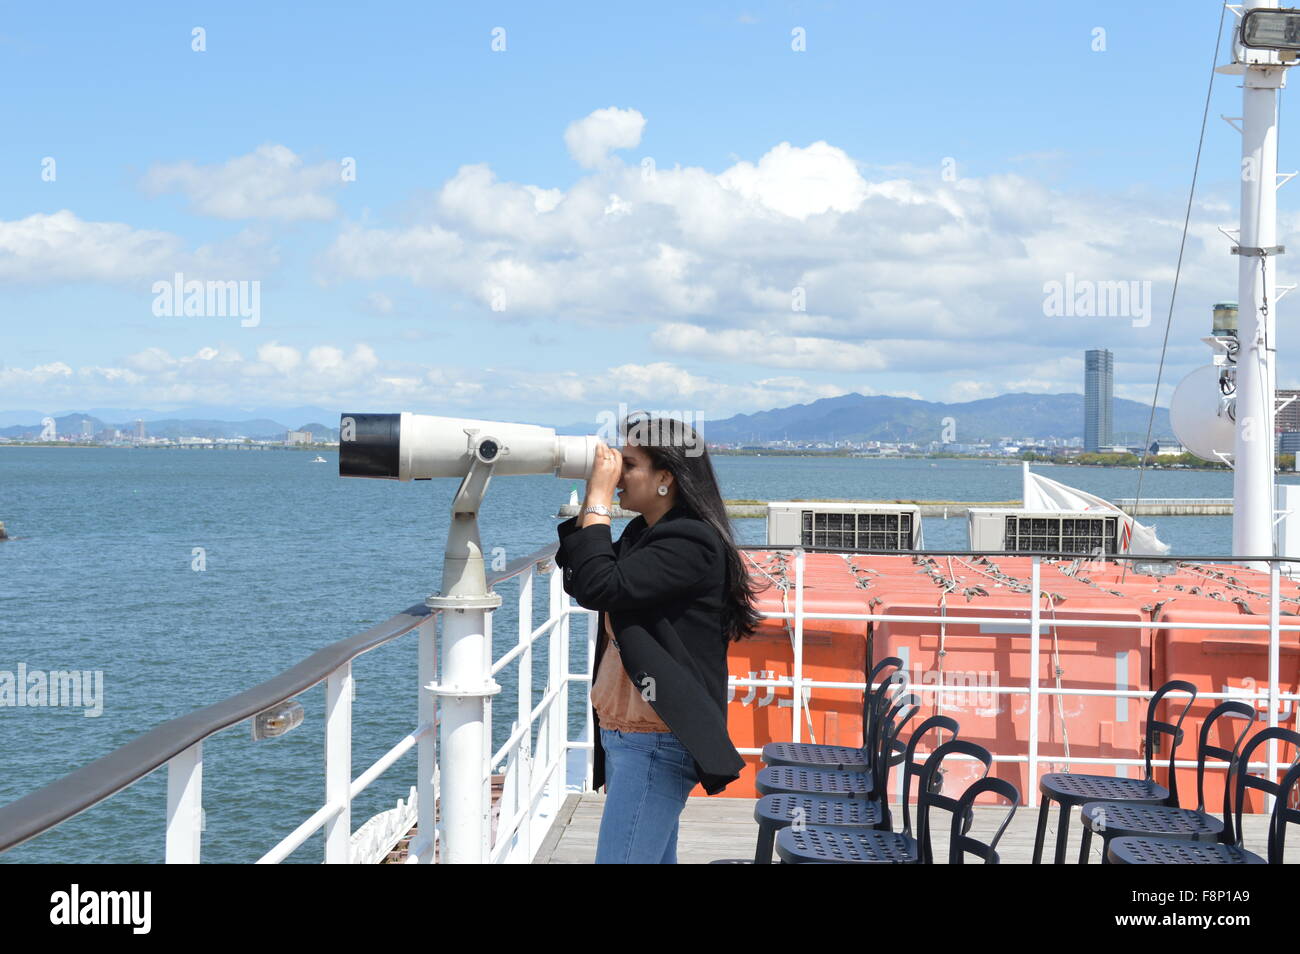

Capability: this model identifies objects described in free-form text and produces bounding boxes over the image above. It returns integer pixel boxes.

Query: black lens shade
[338,412,401,479]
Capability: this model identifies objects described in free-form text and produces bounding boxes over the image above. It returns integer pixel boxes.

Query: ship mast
[1221,0,1292,564]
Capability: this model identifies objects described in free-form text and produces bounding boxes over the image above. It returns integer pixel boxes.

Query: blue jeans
[596,728,699,863]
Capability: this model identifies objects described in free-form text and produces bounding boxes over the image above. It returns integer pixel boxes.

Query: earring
[657,485,668,496]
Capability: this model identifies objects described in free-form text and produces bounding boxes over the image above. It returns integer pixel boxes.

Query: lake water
[0,448,1291,862]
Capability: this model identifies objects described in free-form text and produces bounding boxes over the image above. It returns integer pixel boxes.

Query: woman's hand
[585,440,622,507]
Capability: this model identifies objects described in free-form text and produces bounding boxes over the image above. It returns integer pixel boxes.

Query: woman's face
[617,443,669,512]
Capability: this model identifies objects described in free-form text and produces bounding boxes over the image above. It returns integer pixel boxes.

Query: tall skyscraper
[1084,349,1114,452]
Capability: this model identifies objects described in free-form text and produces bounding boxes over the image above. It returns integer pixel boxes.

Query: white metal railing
[6,545,1299,863]
[1113,498,1232,506]
[475,547,1300,860]
[725,551,1300,812]
[252,621,441,865]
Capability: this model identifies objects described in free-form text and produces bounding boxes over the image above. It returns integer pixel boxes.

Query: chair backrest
[861,656,902,731]
[912,738,993,864]
[1192,700,1256,842]
[1232,726,1300,852]
[895,714,961,846]
[861,659,905,760]
[1142,679,1197,801]
[949,776,1020,864]
[1267,760,1300,864]
[874,692,921,830]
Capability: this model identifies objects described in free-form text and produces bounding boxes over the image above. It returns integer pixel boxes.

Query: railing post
[793,547,805,744]
[1269,559,1281,807]
[165,742,203,863]
[483,606,496,861]
[410,615,438,863]
[324,662,353,863]
[558,572,573,807]
[585,598,598,793]
[550,565,567,811]
[1028,557,1041,809]
[432,596,501,864]
[517,567,534,860]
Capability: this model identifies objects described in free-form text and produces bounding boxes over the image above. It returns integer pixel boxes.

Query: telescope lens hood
[339,412,402,479]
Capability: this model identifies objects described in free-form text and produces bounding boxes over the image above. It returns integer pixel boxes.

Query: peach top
[591,613,670,733]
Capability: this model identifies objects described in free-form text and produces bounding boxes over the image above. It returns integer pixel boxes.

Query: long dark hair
[620,411,764,642]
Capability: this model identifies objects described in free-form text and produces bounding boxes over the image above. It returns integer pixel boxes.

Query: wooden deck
[534,792,1300,864]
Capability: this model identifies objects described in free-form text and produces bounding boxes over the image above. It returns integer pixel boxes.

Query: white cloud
[716,140,868,220]
[506,361,850,416]
[141,144,343,221]
[258,342,301,374]
[0,210,276,285]
[318,119,1233,396]
[338,114,1286,423]
[362,291,395,315]
[564,107,645,169]
[0,342,405,410]
[651,322,887,371]
[0,346,844,425]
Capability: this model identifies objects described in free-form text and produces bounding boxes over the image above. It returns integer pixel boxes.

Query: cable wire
[1125,0,1230,583]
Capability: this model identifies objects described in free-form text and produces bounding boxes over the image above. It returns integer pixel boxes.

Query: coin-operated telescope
[338,412,598,481]
[337,411,602,863]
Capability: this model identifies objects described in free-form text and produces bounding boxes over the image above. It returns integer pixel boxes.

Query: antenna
[1216,1,1294,565]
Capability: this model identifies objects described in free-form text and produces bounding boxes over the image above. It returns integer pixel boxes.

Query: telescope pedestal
[424,457,503,863]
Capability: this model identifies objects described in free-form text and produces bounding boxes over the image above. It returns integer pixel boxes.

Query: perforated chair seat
[761,742,868,771]
[1079,801,1223,842]
[755,793,884,828]
[775,824,918,864]
[1107,836,1266,865]
[1040,772,1168,806]
[755,765,874,798]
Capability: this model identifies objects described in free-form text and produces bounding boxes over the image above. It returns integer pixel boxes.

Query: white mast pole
[1231,0,1284,566]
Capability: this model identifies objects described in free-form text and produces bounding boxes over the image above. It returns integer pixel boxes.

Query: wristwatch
[583,504,611,517]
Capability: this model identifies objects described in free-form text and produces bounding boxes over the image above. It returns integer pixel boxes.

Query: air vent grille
[800,510,914,550]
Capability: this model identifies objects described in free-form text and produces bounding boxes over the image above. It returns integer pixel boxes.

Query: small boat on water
[311,455,327,463]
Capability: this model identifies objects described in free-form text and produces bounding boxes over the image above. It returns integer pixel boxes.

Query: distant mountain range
[556,392,1172,445]
[0,392,1170,445]
[0,411,338,442]
[720,392,1171,444]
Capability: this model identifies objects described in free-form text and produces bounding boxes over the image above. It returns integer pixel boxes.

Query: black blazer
[555,502,745,795]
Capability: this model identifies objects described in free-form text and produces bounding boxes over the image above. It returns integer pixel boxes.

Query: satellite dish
[1170,364,1235,461]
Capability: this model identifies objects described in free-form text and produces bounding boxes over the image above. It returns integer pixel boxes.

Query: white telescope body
[338,411,598,481]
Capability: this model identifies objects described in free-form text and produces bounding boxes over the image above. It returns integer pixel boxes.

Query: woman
[554,413,764,863]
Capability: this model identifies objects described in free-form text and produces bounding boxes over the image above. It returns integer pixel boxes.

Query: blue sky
[0,1,1286,425]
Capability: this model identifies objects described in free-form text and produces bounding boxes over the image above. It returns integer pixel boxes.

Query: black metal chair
[754,691,920,802]
[1076,700,1256,863]
[772,733,991,864]
[1032,679,1197,864]
[1108,727,1300,864]
[760,657,905,772]
[751,703,945,863]
[948,776,1021,864]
